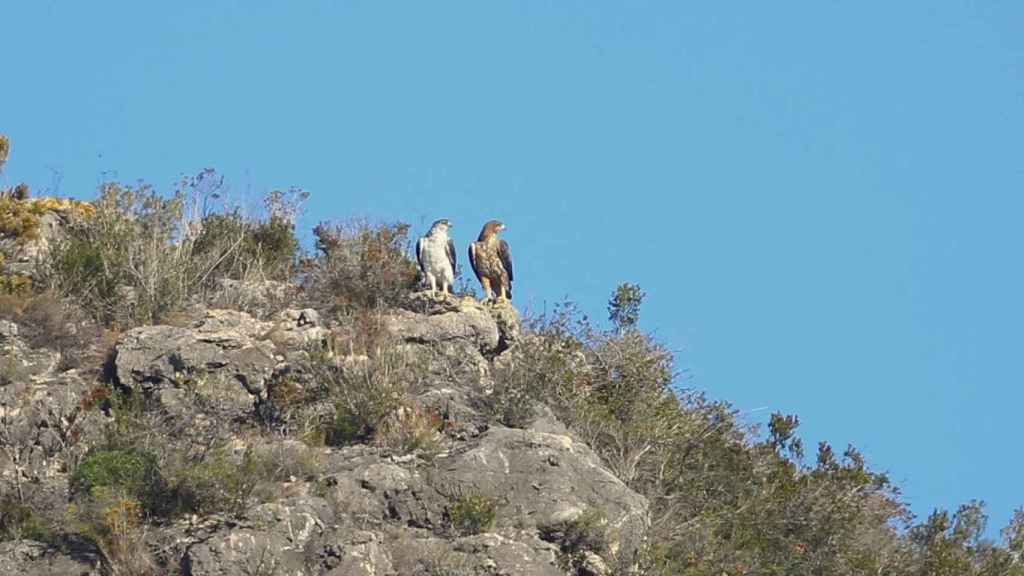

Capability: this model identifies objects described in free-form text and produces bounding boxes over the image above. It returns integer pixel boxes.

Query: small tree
[608,282,645,331]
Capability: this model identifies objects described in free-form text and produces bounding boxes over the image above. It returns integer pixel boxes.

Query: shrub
[0,196,43,242]
[540,508,609,556]
[44,174,305,326]
[0,355,26,386]
[191,209,300,283]
[0,272,33,295]
[374,402,444,457]
[45,181,190,325]
[70,487,155,576]
[485,303,591,428]
[0,291,100,369]
[166,442,321,518]
[486,363,541,429]
[448,492,497,536]
[168,446,264,517]
[70,449,163,512]
[304,219,418,314]
[608,282,645,332]
[310,342,422,445]
[0,497,52,542]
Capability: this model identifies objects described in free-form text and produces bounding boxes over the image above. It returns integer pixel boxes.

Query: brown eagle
[468,220,513,302]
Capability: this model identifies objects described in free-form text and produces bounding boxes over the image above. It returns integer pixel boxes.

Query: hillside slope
[0,184,1022,575]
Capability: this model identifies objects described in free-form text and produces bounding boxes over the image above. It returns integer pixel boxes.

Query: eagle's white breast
[421,233,454,282]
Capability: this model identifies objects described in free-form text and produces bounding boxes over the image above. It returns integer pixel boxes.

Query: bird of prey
[468,220,513,302]
[416,218,457,299]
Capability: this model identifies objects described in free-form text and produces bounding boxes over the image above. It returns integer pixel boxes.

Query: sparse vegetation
[448,492,498,536]
[489,285,1024,575]
[308,339,424,446]
[375,401,444,457]
[304,219,419,314]
[70,487,155,576]
[92,386,319,520]
[0,291,100,368]
[43,172,303,326]
[539,508,610,572]
[0,496,52,543]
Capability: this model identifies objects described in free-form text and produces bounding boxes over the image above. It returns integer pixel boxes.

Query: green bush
[45,182,189,325]
[486,364,541,429]
[192,211,300,282]
[169,447,263,517]
[70,449,163,511]
[486,303,591,428]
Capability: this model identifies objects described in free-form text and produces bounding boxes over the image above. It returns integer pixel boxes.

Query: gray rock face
[114,309,278,421]
[438,426,648,562]
[0,324,105,515]
[386,307,499,353]
[0,205,74,279]
[0,540,102,576]
[1,292,649,575]
[0,322,61,384]
[182,497,333,576]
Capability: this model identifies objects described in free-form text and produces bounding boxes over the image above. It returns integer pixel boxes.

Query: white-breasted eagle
[416,218,457,298]
[468,220,513,301]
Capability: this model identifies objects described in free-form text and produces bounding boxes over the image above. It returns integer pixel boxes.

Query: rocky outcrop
[182,496,334,576]
[114,309,277,394]
[1,292,648,575]
[0,320,61,383]
[113,308,328,421]
[0,197,92,280]
[0,326,104,510]
[0,540,102,576]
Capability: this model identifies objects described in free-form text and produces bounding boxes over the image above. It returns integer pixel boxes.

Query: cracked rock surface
[1,295,647,575]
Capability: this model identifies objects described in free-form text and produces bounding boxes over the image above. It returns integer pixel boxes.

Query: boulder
[430,426,648,566]
[114,310,278,420]
[0,539,102,576]
[181,496,332,576]
[385,307,499,354]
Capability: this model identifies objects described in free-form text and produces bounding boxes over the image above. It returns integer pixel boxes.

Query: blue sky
[4,2,1023,536]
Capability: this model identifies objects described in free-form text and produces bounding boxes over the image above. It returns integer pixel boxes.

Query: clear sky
[4,2,1023,536]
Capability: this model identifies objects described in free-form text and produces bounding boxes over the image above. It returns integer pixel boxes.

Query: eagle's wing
[468,243,482,282]
[447,237,457,275]
[415,237,425,273]
[498,240,513,283]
